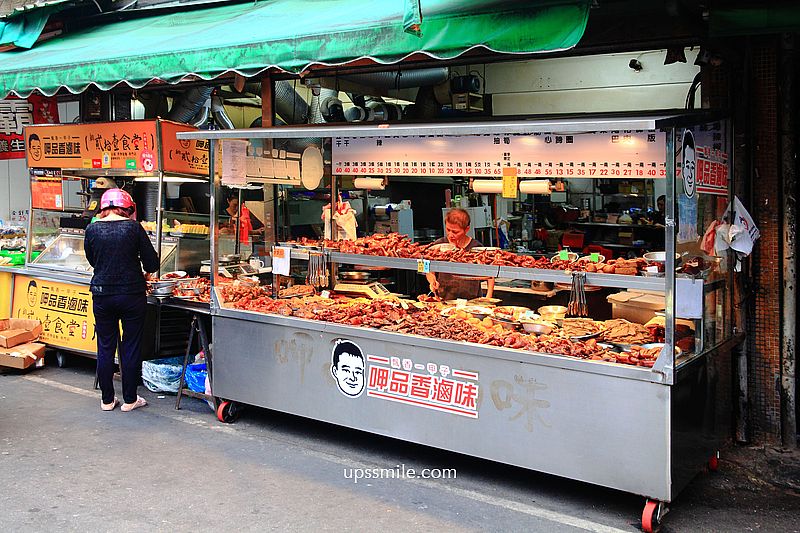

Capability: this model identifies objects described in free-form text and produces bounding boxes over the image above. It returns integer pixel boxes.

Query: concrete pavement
[1,357,798,532]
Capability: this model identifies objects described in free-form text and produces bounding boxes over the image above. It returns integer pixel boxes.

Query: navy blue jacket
[84,219,159,296]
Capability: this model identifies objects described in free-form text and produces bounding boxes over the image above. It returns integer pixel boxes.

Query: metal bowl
[521,322,553,335]
[538,305,567,316]
[151,286,175,296]
[149,280,177,289]
[491,317,519,331]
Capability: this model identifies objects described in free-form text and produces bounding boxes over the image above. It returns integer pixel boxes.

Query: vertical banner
[0,272,12,319]
[677,128,699,244]
[0,95,59,160]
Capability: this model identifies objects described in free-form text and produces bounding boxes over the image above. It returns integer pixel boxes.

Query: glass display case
[29,230,178,275]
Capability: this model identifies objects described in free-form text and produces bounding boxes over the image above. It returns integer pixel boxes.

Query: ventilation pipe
[338,67,449,89]
[190,98,211,127]
[211,94,235,129]
[279,87,338,152]
[320,95,345,122]
[167,86,213,123]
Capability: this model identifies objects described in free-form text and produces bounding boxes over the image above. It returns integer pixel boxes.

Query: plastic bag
[184,362,207,394]
[141,357,184,393]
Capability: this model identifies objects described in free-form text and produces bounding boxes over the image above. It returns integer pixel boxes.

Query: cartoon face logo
[26,280,38,307]
[682,130,696,199]
[28,134,42,161]
[141,149,155,173]
[331,340,365,398]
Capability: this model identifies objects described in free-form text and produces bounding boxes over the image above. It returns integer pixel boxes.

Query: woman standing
[84,189,159,412]
[426,208,495,301]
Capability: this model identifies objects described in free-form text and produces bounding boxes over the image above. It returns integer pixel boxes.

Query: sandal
[121,396,147,412]
[101,397,119,411]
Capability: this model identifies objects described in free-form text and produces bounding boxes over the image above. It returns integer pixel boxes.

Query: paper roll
[471,179,503,194]
[519,180,552,195]
[353,177,386,190]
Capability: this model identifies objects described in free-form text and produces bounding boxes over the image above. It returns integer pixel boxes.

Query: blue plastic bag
[184,363,207,394]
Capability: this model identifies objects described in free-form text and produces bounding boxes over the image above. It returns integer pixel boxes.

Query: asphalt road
[1,357,798,532]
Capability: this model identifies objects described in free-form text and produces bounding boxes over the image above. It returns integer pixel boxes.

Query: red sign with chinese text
[0,95,59,160]
[365,354,480,418]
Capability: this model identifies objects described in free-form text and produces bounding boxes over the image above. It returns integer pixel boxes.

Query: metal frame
[187,113,736,504]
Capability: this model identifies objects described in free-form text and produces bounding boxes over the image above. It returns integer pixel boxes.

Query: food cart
[8,119,213,363]
[179,113,740,531]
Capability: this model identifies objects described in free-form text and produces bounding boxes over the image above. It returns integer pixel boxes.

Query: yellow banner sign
[12,275,96,353]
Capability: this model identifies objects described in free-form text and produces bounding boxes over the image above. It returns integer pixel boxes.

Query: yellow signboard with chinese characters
[502,167,518,199]
[11,275,96,354]
[0,272,12,319]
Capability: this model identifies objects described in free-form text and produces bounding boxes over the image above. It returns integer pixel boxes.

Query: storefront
[179,113,742,531]
[1,119,213,361]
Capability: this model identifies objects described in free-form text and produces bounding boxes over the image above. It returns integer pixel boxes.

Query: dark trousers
[93,293,147,404]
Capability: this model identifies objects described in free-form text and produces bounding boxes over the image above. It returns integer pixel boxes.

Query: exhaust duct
[211,95,235,129]
[167,86,213,123]
[338,67,449,89]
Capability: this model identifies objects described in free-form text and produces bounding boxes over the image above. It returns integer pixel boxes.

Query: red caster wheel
[216,400,240,423]
[641,499,667,533]
[708,451,719,472]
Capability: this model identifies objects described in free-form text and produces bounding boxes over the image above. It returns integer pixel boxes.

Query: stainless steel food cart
[180,113,741,531]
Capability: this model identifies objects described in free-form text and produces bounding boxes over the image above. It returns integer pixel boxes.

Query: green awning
[0,9,50,49]
[0,0,590,97]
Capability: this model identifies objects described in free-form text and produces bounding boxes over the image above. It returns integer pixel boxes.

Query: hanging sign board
[24,120,206,174]
[25,121,158,170]
[333,131,666,177]
[160,121,210,176]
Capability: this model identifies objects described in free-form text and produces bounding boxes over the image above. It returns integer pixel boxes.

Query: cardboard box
[607,291,665,324]
[0,342,46,370]
[0,319,42,348]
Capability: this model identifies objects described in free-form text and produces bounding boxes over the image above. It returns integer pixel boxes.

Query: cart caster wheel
[641,499,667,533]
[216,401,240,424]
[55,351,70,368]
[708,451,720,472]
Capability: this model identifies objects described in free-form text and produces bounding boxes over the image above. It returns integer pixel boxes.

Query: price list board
[332,131,667,178]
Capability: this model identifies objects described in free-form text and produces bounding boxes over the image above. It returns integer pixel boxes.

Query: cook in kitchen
[426,208,495,301]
